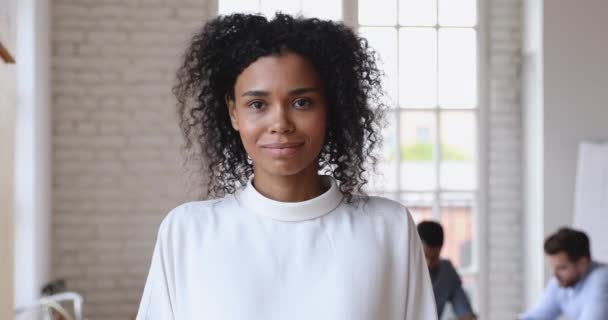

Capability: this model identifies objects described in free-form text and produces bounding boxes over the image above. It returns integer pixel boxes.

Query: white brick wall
[487,0,524,318]
[51,0,525,318]
[51,1,213,318]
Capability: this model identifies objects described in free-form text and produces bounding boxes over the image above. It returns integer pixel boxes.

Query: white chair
[14,292,83,320]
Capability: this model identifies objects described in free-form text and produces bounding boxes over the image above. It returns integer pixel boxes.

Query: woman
[137,13,437,320]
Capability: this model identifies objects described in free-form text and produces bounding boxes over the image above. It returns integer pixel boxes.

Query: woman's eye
[249,101,264,110]
[293,98,311,109]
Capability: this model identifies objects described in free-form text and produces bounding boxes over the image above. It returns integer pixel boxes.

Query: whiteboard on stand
[573,142,608,263]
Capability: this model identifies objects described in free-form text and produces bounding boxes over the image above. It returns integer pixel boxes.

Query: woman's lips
[261,142,304,157]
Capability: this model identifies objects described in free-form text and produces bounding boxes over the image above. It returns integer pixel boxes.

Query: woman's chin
[254,161,318,179]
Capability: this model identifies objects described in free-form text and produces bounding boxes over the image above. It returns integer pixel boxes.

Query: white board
[573,142,608,263]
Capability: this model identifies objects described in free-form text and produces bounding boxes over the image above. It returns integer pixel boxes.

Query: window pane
[439,0,477,26]
[367,110,399,192]
[399,28,437,108]
[439,111,477,190]
[260,0,300,17]
[359,0,397,26]
[401,193,435,222]
[400,111,437,190]
[438,28,477,108]
[359,27,398,107]
[440,192,475,270]
[399,0,436,26]
[301,0,342,20]
[219,0,260,15]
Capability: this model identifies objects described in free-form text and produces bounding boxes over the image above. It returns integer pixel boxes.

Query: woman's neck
[252,168,324,202]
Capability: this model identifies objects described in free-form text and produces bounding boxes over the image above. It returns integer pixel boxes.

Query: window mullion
[433,4,441,218]
[342,0,358,28]
[433,108,441,220]
[395,27,401,194]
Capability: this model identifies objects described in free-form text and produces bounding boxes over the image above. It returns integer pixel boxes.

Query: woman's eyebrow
[288,87,320,96]
[241,90,269,97]
[241,87,321,97]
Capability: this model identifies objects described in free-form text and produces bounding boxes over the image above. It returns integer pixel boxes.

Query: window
[217,0,482,313]
[358,0,480,313]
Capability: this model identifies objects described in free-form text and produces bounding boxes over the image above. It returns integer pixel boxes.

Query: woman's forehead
[234,53,322,94]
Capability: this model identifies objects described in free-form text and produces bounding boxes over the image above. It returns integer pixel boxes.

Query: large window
[219,0,481,314]
[357,1,480,313]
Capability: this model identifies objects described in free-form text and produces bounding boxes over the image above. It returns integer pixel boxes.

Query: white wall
[486,0,525,317]
[543,0,608,237]
[13,0,52,308]
[0,0,18,317]
[522,0,544,309]
[0,51,17,320]
[522,0,608,306]
[50,1,211,318]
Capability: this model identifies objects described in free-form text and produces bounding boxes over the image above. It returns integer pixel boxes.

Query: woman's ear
[225,95,239,131]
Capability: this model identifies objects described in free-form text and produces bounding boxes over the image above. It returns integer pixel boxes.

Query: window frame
[344,2,487,316]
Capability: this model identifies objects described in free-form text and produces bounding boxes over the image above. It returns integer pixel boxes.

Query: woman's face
[228,52,327,179]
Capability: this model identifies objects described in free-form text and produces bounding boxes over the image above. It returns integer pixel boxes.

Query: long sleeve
[136,220,176,320]
[578,268,608,319]
[450,282,475,318]
[518,278,561,320]
[404,211,438,320]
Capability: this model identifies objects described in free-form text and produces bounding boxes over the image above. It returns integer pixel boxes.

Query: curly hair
[174,13,386,201]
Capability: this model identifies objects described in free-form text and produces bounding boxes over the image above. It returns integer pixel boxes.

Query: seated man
[520,227,608,320]
[417,221,477,320]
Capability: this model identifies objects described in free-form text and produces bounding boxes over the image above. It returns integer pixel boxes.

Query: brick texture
[487,0,524,319]
[51,1,212,319]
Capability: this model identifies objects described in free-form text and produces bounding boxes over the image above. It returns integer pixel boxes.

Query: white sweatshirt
[137,176,438,320]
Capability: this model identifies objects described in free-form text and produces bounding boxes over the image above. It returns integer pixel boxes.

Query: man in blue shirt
[417,221,477,320]
[520,227,608,320]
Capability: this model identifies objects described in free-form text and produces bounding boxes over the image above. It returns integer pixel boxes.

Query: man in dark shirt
[417,221,477,320]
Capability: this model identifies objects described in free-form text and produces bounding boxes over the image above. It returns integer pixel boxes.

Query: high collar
[237,175,343,222]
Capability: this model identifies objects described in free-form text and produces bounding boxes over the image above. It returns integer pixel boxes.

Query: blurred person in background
[519,227,608,320]
[418,220,477,320]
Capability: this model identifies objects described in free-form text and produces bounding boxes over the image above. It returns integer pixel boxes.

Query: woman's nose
[269,105,294,134]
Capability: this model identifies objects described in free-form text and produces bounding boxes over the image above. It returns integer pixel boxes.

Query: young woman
[137,13,437,320]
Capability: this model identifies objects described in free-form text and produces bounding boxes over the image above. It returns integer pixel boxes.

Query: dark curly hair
[174,13,386,201]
